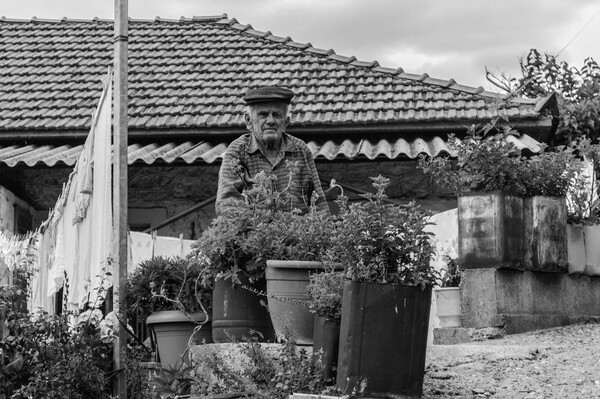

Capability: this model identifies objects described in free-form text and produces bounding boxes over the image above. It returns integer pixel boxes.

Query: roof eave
[0,116,554,142]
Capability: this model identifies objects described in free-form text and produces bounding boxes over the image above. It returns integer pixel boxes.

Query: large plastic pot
[337,280,431,398]
[266,260,328,345]
[584,225,600,276]
[211,275,275,343]
[146,310,212,368]
[567,223,586,274]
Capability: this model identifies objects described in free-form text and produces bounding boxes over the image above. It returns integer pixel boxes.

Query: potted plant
[192,171,287,343]
[419,120,582,272]
[123,255,212,368]
[251,193,337,345]
[306,270,344,382]
[327,175,438,398]
[566,139,600,275]
[434,255,462,328]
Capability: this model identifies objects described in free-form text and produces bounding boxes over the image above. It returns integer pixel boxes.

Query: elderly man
[215,86,328,215]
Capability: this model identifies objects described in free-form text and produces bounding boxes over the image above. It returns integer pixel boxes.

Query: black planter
[312,315,340,381]
[212,275,275,343]
[336,280,431,398]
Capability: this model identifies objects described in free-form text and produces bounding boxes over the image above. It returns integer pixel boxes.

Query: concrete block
[461,269,600,334]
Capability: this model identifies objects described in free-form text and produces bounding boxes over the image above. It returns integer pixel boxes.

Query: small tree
[487,49,600,145]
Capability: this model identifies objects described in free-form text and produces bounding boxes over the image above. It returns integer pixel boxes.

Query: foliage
[521,144,581,197]
[1,306,114,399]
[123,255,212,323]
[439,255,461,288]
[327,175,438,289]
[418,121,583,197]
[173,334,335,399]
[193,161,333,285]
[306,271,344,321]
[247,200,334,263]
[567,139,600,224]
[487,49,600,145]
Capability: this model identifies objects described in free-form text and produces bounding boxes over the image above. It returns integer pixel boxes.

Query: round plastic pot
[212,275,275,343]
[146,310,212,368]
[584,225,600,276]
[336,280,432,398]
[266,260,327,345]
[567,223,586,274]
[434,287,462,328]
[312,315,340,381]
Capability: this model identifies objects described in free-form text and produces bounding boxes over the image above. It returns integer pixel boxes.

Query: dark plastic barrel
[336,280,432,398]
[211,275,275,343]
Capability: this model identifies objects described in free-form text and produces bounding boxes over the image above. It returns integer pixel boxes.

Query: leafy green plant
[439,255,461,288]
[419,122,525,196]
[327,175,439,289]
[567,139,600,224]
[123,255,212,323]
[193,161,333,285]
[248,200,334,263]
[306,271,344,321]
[189,333,333,399]
[419,121,583,198]
[1,307,113,399]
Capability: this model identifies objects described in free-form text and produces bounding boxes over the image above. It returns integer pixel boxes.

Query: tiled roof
[0,15,553,137]
[0,134,542,167]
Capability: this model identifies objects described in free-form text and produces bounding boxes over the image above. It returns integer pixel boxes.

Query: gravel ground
[423,322,600,399]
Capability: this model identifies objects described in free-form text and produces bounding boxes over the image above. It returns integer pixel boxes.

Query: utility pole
[113,0,128,397]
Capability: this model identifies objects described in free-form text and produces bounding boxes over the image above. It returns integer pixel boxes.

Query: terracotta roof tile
[0,15,552,136]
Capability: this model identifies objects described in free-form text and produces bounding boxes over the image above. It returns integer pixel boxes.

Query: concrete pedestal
[461,269,600,334]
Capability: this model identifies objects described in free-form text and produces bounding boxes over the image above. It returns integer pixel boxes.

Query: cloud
[3,0,600,88]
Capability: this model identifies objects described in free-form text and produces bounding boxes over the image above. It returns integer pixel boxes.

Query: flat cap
[243,86,295,105]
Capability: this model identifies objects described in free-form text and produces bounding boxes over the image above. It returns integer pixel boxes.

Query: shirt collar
[246,132,299,155]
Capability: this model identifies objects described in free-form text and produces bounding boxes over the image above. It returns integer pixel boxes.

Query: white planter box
[434,287,462,328]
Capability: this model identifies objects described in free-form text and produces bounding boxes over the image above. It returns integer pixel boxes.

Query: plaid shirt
[216,133,328,215]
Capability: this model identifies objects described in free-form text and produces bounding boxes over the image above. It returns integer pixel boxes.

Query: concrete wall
[461,268,600,334]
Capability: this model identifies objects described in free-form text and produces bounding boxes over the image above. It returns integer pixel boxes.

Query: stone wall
[9,159,456,239]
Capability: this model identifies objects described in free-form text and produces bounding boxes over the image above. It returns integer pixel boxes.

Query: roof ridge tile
[246,28,270,38]
[305,47,334,56]
[329,54,357,63]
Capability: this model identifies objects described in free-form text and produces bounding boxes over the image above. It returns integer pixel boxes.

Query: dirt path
[423,323,600,398]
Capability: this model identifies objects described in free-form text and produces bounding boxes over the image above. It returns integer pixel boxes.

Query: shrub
[327,175,438,289]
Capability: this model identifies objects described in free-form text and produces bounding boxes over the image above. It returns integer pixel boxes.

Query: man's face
[245,102,290,150]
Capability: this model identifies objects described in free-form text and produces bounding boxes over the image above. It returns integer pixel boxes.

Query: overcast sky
[4,0,600,91]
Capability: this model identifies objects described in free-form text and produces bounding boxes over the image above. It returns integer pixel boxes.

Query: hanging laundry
[127,230,197,273]
[31,71,114,312]
[129,231,154,273]
[84,73,113,308]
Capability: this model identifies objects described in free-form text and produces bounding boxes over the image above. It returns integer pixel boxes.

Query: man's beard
[262,133,280,150]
